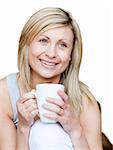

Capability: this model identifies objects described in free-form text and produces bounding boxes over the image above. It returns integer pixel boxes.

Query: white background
[0,0,112,144]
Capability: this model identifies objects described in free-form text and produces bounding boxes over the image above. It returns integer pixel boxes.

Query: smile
[39,59,58,68]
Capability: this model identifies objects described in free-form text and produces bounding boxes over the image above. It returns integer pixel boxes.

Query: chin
[41,74,56,79]
[40,72,60,81]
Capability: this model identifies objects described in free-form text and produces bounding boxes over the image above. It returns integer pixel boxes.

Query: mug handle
[30,89,37,98]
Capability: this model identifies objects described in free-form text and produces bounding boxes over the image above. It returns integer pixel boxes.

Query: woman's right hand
[16,91,39,128]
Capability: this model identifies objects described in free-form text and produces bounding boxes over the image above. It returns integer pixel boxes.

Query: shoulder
[81,90,100,114]
[79,84,103,148]
[0,77,17,149]
[80,84,101,124]
[80,82,100,114]
[0,76,13,119]
[78,82,101,128]
[80,82,101,132]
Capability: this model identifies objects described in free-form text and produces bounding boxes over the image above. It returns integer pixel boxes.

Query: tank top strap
[6,73,20,127]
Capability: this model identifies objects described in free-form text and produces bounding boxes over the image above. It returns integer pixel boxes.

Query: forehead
[37,26,74,41]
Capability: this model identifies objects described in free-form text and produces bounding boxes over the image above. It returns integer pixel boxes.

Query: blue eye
[59,43,67,49]
[38,38,49,46]
[39,38,48,43]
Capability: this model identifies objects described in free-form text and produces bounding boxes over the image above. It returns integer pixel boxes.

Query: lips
[39,59,58,67]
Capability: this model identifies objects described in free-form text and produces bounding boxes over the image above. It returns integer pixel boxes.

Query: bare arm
[16,124,30,150]
[44,90,90,149]
[69,92,103,150]
[0,78,31,150]
[80,92,103,150]
[0,78,16,150]
[70,126,90,150]
[0,113,30,150]
[16,90,39,150]
[0,116,17,150]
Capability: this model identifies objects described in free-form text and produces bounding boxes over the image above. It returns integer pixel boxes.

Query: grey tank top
[6,73,73,150]
[6,73,20,127]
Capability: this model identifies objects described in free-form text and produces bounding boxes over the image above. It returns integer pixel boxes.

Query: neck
[30,72,61,89]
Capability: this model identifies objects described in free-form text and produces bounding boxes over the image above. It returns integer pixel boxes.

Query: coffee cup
[35,83,64,123]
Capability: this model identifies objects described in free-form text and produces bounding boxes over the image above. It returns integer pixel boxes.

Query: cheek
[28,49,36,63]
[29,41,43,56]
[60,52,71,63]
[28,46,42,58]
[28,47,39,65]
[59,53,71,71]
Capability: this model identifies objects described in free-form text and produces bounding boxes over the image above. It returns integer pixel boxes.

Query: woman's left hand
[43,90,82,136]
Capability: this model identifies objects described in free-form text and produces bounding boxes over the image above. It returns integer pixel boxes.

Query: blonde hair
[18,7,89,116]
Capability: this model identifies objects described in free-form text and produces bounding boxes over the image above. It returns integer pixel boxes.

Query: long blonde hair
[18,7,89,116]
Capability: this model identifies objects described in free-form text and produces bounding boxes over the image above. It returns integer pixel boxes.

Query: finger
[23,99,37,109]
[43,104,64,116]
[17,102,24,113]
[43,113,66,123]
[21,92,36,103]
[57,90,69,104]
[30,109,39,118]
[30,89,37,98]
[17,97,26,103]
[23,92,35,99]
[26,103,38,113]
[46,97,66,109]
[17,99,38,115]
[43,113,58,122]
[17,96,35,104]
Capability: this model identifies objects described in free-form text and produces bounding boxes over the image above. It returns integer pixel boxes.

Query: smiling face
[28,25,74,83]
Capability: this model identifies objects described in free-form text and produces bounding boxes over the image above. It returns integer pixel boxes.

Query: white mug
[35,83,64,123]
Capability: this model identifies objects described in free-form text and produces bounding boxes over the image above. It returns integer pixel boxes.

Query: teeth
[41,60,56,66]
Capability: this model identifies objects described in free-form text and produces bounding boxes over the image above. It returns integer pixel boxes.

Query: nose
[45,44,57,58]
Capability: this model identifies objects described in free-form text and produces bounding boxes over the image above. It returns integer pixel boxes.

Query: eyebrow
[40,34,70,42]
[39,35,49,39]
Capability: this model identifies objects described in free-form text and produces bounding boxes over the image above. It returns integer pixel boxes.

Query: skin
[0,26,103,150]
[28,26,73,86]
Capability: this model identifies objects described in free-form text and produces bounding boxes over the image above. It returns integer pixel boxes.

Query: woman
[0,7,103,150]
